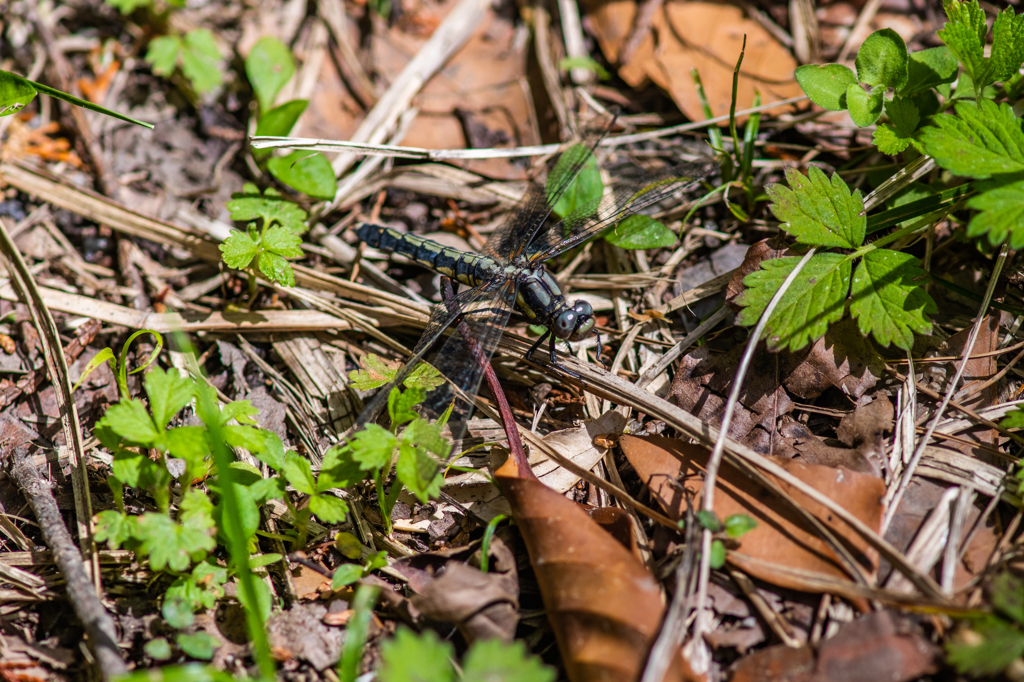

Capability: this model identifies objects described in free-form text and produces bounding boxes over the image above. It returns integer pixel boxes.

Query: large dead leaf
[493,455,701,682]
[620,435,886,593]
[582,1,803,123]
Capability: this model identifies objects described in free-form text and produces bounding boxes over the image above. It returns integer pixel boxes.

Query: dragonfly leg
[548,334,581,380]
[594,329,605,367]
[525,330,550,364]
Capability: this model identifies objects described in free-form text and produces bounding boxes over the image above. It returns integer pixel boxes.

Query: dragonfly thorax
[517,266,595,342]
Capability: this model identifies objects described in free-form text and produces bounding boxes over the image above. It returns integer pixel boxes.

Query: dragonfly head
[552,300,595,342]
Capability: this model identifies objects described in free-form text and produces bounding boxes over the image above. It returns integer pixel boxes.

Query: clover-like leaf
[225,183,308,233]
[738,253,853,352]
[766,166,865,248]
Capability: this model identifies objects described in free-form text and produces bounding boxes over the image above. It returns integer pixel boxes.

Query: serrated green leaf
[319,444,365,491]
[246,36,296,114]
[102,398,160,444]
[261,225,304,258]
[1000,407,1024,429]
[856,28,909,89]
[146,36,183,76]
[939,0,991,89]
[605,214,676,249]
[220,400,260,426]
[282,451,316,494]
[396,419,447,503]
[874,97,921,155]
[180,29,223,95]
[254,99,308,141]
[349,424,397,472]
[990,7,1024,83]
[766,166,866,248]
[900,46,959,97]
[219,231,258,270]
[389,386,424,427]
[966,177,1024,249]
[548,143,602,219]
[946,614,1024,677]
[0,70,37,117]
[146,368,195,430]
[874,124,912,155]
[846,84,883,127]
[850,249,935,349]
[794,63,857,111]
[309,493,348,523]
[402,362,445,391]
[461,639,556,682]
[248,475,287,505]
[136,512,216,572]
[257,251,296,286]
[379,628,455,682]
[95,510,136,549]
[920,100,1024,178]
[225,183,308,233]
[267,151,337,200]
[738,253,852,352]
[111,449,163,489]
[993,572,1024,625]
[349,353,399,390]
[164,426,211,479]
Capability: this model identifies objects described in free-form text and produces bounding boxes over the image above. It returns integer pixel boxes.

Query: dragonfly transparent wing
[354,278,518,443]
[526,159,718,264]
[482,122,612,261]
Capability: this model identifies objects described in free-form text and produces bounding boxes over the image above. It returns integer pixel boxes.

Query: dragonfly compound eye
[568,301,595,341]
[552,309,577,338]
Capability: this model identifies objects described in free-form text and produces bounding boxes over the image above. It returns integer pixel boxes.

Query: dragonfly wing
[482,120,613,261]
[527,159,718,263]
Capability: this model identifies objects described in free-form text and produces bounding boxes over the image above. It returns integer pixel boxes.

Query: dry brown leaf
[781,319,885,400]
[583,1,802,123]
[619,435,886,593]
[494,455,701,682]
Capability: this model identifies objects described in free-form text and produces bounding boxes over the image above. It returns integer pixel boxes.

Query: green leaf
[248,476,287,505]
[558,56,610,80]
[180,489,216,529]
[396,420,447,503]
[738,253,852,352]
[919,100,1024,178]
[95,510,135,549]
[144,637,173,661]
[939,0,990,90]
[724,513,758,538]
[246,37,296,114]
[282,451,316,495]
[235,574,273,621]
[993,572,1024,625]
[255,99,309,138]
[900,46,959,97]
[102,398,160,444]
[349,354,399,390]
[261,225,304,258]
[794,64,858,111]
[180,30,224,95]
[548,143,602,219]
[461,639,556,682]
[111,449,162,489]
[873,97,921,155]
[402,362,445,391]
[709,540,726,569]
[946,614,1024,677]
[846,84,883,127]
[220,231,259,270]
[147,36,183,77]
[855,28,909,89]
[162,596,195,629]
[335,532,364,560]
[220,399,260,425]
[146,368,195,430]
[225,183,308,234]
[849,249,935,349]
[177,632,217,660]
[268,151,338,200]
[697,510,722,532]
[349,424,398,472]
[136,512,216,572]
[319,444,366,490]
[0,71,37,117]
[165,561,228,611]
[389,386,424,427]
[365,550,388,572]
[256,251,296,286]
[106,0,153,13]
[766,166,866,248]
[250,553,283,568]
[605,214,676,249]
[990,7,1024,84]
[331,564,365,589]
[1000,407,1024,429]
[378,628,456,682]
[115,664,235,682]
[212,483,260,547]
[966,177,1024,249]
[309,493,349,523]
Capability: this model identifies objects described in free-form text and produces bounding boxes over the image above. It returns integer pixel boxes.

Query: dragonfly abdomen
[356,223,499,287]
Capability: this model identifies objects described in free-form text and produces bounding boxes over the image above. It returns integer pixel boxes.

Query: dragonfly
[354,125,716,435]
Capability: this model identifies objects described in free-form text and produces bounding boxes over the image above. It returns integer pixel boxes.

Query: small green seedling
[146,29,225,96]
[696,510,758,569]
[245,37,337,199]
[946,571,1024,678]
[331,550,389,590]
[220,183,309,297]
